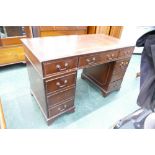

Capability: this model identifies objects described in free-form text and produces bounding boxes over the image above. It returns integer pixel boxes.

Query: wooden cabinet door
[88,26,123,38]
[109,26,123,38]
[95,26,111,35]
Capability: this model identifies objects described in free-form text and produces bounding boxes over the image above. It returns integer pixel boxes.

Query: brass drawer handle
[86,57,96,64]
[119,61,128,67]
[125,61,128,65]
[111,54,115,58]
[119,62,125,67]
[58,104,67,112]
[56,63,68,71]
[56,80,68,88]
[107,55,113,60]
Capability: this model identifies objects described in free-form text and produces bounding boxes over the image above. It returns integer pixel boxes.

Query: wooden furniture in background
[0,26,32,66]
[0,99,6,129]
[88,26,123,38]
[22,34,134,125]
[88,26,111,35]
[32,26,88,37]
[109,26,123,38]
[32,26,123,38]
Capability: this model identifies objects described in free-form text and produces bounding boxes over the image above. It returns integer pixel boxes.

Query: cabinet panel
[0,46,25,66]
[96,26,111,35]
[109,26,123,38]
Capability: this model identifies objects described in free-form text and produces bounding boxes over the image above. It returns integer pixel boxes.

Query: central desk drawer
[45,72,77,94]
[78,50,118,68]
[103,50,119,62]
[43,57,78,76]
[79,54,101,68]
[47,87,75,108]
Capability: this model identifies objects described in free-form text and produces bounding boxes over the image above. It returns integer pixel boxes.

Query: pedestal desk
[21,34,135,125]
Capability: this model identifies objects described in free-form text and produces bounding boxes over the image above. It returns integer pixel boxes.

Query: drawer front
[103,50,119,63]
[78,50,118,68]
[47,87,75,108]
[113,58,130,73]
[108,79,122,91]
[118,47,134,58]
[43,57,78,76]
[110,72,125,82]
[48,99,74,118]
[79,54,101,68]
[45,72,77,94]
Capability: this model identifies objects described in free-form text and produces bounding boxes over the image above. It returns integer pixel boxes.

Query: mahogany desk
[21,34,135,125]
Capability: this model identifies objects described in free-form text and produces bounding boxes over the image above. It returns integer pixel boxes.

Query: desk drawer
[103,50,119,62]
[43,57,78,76]
[79,50,118,68]
[79,54,101,68]
[110,72,125,82]
[48,99,74,118]
[118,47,134,58]
[45,72,77,94]
[113,58,130,73]
[107,79,122,91]
[47,87,75,108]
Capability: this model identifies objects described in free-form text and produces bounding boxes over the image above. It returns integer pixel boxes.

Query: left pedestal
[25,56,78,125]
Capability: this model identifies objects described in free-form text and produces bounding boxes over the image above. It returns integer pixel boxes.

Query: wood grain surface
[21,34,135,62]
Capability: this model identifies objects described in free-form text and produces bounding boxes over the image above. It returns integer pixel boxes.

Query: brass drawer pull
[107,55,113,60]
[119,62,125,67]
[56,80,68,88]
[58,104,67,112]
[56,63,68,71]
[111,54,115,58]
[86,57,96,64]
[119,61,128,67]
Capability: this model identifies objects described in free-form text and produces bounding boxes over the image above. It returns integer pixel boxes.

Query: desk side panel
[25,56,48,118]
[23,45,43,77]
